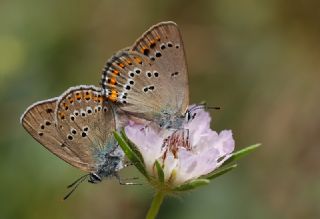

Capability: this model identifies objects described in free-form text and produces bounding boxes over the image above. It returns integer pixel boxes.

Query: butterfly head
[155,109,186,129]
[88,173,102,184]
[90,152,124,183]
[159,105,209,129]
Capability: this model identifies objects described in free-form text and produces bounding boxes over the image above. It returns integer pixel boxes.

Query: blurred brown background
[1,0,319,218]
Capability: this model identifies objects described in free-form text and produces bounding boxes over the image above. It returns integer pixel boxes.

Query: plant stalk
[146,191,165,219]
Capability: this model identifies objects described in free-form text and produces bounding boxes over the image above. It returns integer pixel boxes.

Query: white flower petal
[174,129,235,184]
[162,151,178,182]
[184,107,212,146]
[125,122,164,173]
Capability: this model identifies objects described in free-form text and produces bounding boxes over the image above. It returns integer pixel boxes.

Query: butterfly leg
[123,162,134,167]
[139,124,149,131]
[122,176,139,180]
[184,128,191,150]
[124,160,152,169]
[115,173,141,185]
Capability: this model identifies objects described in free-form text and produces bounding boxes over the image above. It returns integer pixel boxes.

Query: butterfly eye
[185,111,191,122]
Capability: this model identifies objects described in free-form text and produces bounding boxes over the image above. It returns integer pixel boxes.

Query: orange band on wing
[110,77,116,85]
[59,112,65,120]
[68,97,74,104]
[108,89,118,102]
[134,57,142,64]
[140,46,147,53]
[75,92,82,100]
[84,93,91,100]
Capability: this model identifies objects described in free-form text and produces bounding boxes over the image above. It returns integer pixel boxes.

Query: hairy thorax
[156,110,185,129]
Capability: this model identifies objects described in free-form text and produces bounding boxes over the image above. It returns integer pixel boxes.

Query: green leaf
[206,164,237,180]
[113,131,148,179]
[174,179,210,191]
[155,160,164,183]
[223,143,261,166]
[120,129,144,163]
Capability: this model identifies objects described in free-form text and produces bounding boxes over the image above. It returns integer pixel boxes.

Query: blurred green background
[1,0,319,218]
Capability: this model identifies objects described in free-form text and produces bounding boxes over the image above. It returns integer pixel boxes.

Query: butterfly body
[153,108,185,129]
[88,153,123,183]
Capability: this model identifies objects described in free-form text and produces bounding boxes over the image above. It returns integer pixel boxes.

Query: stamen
[163,130,191,158]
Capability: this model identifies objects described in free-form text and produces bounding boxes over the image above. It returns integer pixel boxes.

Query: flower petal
[125,122,165,173]
[174,130,235,184]
[123,105,236,188]
[184,107,212,146]
[162,151,178,182]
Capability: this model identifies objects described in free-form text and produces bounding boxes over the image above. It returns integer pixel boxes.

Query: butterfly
[101,21,190,129]
[20,85,130,199]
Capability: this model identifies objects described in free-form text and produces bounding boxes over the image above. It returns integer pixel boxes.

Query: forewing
[55,85,117,170]
[131,21,189,114]
[101,22,189,120]
[20,98,91,171]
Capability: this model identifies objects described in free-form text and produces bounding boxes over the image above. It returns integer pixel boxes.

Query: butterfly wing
[20,98,92,171]
[131,21,189,114]
[101,22,189,122]
[55,85,119,171]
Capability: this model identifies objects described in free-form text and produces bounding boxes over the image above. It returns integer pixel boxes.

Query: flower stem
[146,191,165,219]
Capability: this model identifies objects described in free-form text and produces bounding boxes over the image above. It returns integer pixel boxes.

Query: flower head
[124,105,235,190]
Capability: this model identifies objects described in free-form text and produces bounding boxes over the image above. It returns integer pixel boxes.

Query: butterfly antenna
[207,106,221,110]
[63,174,89,200]
[189,104,220,113]
[188,104,206,113]
[66,174,89,188]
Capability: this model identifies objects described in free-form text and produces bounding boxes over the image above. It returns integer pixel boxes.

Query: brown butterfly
[20,85,133,199]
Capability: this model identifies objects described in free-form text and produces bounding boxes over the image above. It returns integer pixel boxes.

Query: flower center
[162,129,191,159]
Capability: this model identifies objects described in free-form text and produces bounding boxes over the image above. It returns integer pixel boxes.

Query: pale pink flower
[124,105,235,188]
